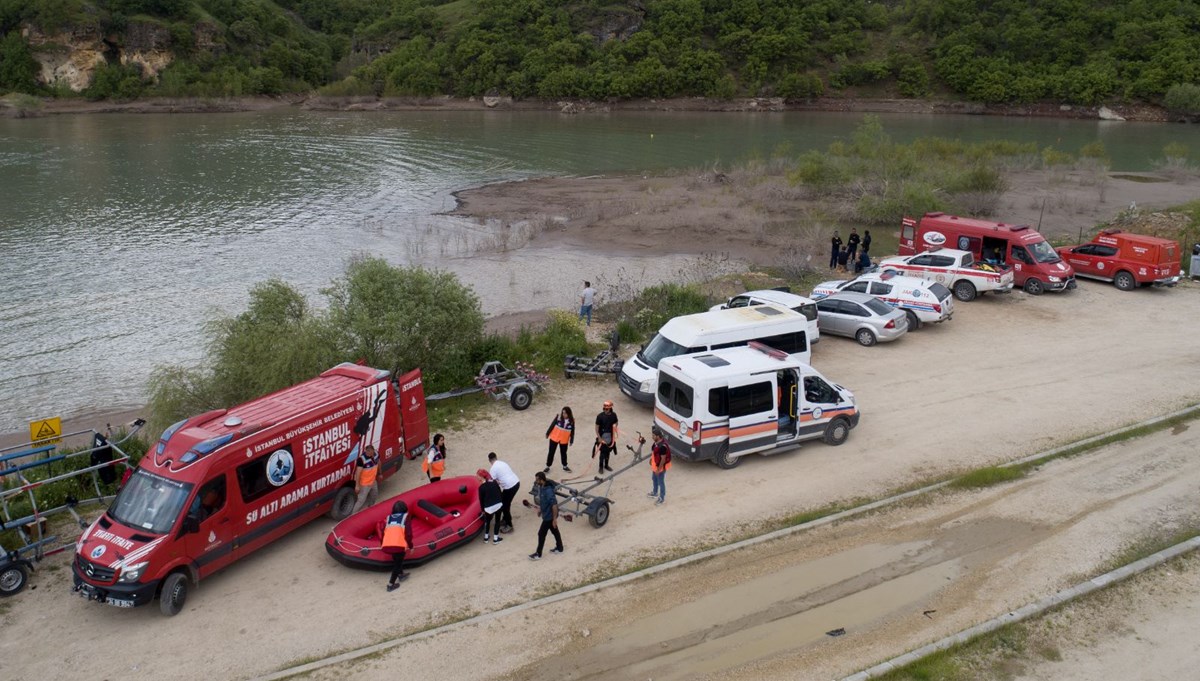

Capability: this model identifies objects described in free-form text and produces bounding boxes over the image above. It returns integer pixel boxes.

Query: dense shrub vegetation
[0,0,1197,107]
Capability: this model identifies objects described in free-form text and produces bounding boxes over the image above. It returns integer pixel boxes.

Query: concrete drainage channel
[258,403,1200,681]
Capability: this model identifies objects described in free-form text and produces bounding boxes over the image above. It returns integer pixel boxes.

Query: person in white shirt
[579,281,597,326]
[487,452,521,533]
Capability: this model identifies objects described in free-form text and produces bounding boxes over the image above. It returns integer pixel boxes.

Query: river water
[0,109,1194,432]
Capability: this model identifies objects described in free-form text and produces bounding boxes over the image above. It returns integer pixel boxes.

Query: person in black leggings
[477,469,504,544]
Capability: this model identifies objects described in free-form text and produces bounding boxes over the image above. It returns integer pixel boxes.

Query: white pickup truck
[877,248,1014,302]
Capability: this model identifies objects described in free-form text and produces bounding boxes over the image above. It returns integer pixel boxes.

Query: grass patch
[949,466,1026,490]
[1099,524,1200,573]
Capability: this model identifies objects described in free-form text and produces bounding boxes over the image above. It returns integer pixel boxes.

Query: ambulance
[654,343,858,469]
[73,363,429,615]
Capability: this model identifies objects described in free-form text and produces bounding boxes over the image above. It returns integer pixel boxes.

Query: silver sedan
[814,291,909,346]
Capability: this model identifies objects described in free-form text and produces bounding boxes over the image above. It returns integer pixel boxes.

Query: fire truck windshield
[109,469,194,534]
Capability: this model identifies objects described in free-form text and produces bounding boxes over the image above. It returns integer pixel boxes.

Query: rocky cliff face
[21,20,188,92]
[22,24,109,92]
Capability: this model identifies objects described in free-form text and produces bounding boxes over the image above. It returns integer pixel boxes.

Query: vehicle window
[728,382,773,417]
[863,298,894,315]
[909,254,933,266]
[109,469,193,534]
[843,302,868,317]
[657,379,673,403]
[709,387,728,417]
[1095,245,1118,257]
[1074,244,1095,255]
[1165,246,1176,258]
[711,341,746,351]
[930,255,957,267]
[189,475,227,522]
[237,448,294,504]
[803,376,840,404]
[870,282,892,295]
[728,296,750,308]
[793,302,818,322]
[844,281,869,293]
[639,333,689,366]
[1027,240,1061,263]
[929,283,951,300]
[758,331,807,355]
[673,384,694,418]
[901,224,914,240]
[817,300,838,313]
[1011,246,1032,264]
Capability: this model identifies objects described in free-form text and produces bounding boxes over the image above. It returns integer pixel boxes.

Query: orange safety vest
[382,513,409,550]
[422,447,445,477]
[549,423,572,445]
[650,442,672,473]
[357,459,378,487]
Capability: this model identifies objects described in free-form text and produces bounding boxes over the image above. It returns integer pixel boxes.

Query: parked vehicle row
[811,270,954,331]
[1058,229,1181,290]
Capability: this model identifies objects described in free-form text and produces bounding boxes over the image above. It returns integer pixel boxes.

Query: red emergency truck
[900,213,1076,295]
[73,363,429,615]
[1057,230,1181,290]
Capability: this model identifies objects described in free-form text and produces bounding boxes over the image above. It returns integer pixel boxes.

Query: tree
[323,257,484,383]
[0,31,38,94]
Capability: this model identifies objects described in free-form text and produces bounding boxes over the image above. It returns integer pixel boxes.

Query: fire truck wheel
[510,386,533,410]
[159,572,189,616]
[328,487,357,520]
[1114,271,1136,291]
[952,280,977,302]
[823,418,851,446]
[905,310,921,332]
[0,563,29,597]
[712,445,742,470]
[1023,278,1045,295]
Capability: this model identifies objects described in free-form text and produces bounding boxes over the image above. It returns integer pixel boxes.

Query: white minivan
[709,288,821,343]
[618,303,812,404]
[654,342,859,468]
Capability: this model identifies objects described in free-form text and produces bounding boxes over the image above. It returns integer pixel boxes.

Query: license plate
[620,386,631,396]
[107,597,135,608]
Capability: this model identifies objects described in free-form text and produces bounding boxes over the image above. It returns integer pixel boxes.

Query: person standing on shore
[862,229,872,255]
[378,500,413,591]
[423,433,446,482]
[544,406,575,474]
[830,231,843,270]
[836,247,850,273]
[579,281,597,326]
[477,469,504,544]
[847,228,861,262]
[528,471,564,560]
[488,452,520,533]
[350,444,380,514]
[648,428,671,505]
[594,400,619,473]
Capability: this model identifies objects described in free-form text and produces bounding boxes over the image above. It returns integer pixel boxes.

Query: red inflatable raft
[325,476,484,569]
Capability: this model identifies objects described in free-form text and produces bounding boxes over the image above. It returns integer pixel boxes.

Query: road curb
[256,402,1200,681]
[840,535,1200,681]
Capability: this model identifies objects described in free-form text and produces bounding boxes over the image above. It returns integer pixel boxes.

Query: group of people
[830,228,873,274]
[363,398,674,589]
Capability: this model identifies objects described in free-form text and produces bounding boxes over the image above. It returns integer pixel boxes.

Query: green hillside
[1,0,1199,110]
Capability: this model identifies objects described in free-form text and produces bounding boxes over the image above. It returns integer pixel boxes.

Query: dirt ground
[3,275,1199,681]
[3,169,1199,680]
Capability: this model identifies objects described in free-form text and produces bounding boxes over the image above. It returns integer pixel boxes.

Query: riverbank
[2,93,1174,122]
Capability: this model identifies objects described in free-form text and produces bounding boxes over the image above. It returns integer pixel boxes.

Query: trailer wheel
[712,445,741,470]
[588,501,611,528]
[328,487,357,520]
[510,386,533,410]
[823,418,851,446]
[159,572,188,616]
[0,563,29,597]
[1114,271,1136,291]
[953,280,977,302]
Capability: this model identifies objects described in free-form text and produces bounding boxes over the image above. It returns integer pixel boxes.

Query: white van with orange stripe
[653,342,858,469]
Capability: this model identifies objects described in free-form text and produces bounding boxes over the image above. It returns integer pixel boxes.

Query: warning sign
[30,417,62,445]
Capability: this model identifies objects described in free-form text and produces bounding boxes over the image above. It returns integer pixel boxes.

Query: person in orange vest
[647,427,671,505]
[423,433,446,482]
[544,406,575,474]
[351,444,380,514]
[378,500,413,591]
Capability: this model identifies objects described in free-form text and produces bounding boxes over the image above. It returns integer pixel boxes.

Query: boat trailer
[426,361,548,411]
[524,436,646,528]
